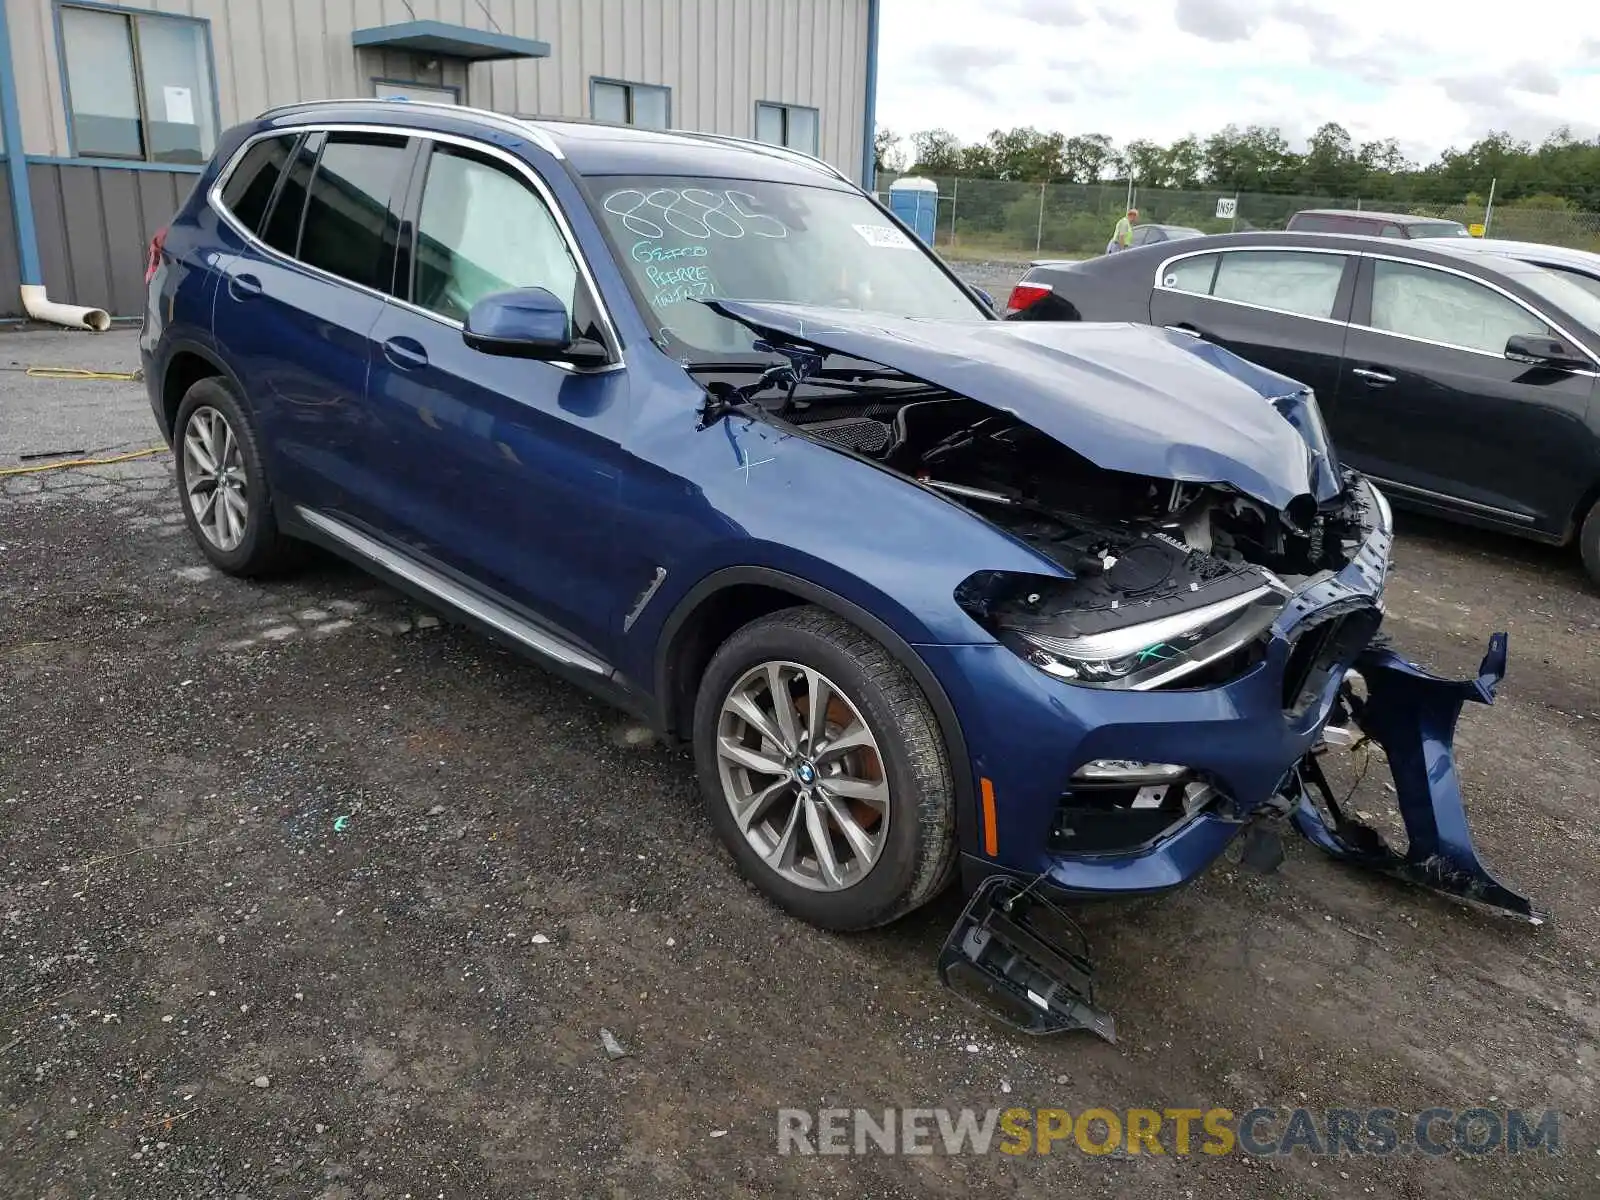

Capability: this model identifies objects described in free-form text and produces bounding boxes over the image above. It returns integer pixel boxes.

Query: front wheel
[692,605,959,931]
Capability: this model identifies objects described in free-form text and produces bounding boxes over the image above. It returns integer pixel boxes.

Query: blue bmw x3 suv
[142,101,1534,1030]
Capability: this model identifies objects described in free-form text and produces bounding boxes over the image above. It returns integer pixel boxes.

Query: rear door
[1148,247,1355,400]
[211,129,414,516]
[1334,255,1597,534]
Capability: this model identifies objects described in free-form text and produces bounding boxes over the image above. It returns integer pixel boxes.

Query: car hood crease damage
[705,300,1338,511]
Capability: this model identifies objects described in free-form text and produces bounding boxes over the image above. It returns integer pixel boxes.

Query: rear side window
[218,135,294,234]
[1210,250,1346,318]
[296,133,410,293]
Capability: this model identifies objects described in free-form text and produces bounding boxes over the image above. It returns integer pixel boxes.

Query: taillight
[144,227,168,284]
[1005,281,1053,314]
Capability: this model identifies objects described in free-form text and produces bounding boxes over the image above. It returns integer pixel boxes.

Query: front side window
[592,174,986,356]
[591,79,670,129]
[59,4,217,163]
[755,103,819,154]
[1210,251,1347,319]
[1369,260,1550,354]
[295,134,410,293]
[412,146,580,325]
[218,135,296,235]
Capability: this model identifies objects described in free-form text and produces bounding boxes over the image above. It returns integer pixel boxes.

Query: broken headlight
[997,584,1283,689]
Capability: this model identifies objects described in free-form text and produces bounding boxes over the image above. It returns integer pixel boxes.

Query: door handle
[383,336,429,370]
[1351,367,1396,386]
[227,272,263,300]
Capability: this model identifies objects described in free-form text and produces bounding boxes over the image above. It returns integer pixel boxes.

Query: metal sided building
[0,0,882,321]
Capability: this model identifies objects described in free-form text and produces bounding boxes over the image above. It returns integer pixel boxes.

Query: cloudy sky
[877,0,1600,163]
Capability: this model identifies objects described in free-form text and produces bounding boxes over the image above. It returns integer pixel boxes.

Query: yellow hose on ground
[0,447,168,478]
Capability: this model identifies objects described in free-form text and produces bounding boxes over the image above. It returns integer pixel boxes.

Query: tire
[692,605,959,931]
[1580,499,1600,589]
[172,376,298,577]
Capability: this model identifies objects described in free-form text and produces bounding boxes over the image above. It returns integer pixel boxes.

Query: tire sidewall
[173,377,275,574]
[692,616,934,929]
[1581,500,1600,588]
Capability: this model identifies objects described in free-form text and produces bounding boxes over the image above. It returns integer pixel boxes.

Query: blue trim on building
[0,0,42,284]
[55,1,223,165]
[353,20,550,62]
[588,77,673,127]
[862,0,880,189]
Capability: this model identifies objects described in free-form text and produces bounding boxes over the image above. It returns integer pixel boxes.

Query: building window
[373,80,459,105]
[58,3,217,164]
[590,78,670,129]
[755,102,819,154]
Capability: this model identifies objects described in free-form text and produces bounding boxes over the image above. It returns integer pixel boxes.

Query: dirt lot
[2,324,1598,1198]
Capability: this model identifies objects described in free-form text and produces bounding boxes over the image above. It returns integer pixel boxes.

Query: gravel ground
[3,322,1598,1198]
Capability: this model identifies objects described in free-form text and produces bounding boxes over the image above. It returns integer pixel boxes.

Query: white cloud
[876,0,1600,163]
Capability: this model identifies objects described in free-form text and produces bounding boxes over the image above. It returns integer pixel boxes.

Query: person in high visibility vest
[1106,207,1139,254]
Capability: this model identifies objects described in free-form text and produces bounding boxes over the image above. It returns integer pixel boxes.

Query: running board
[294,507,609,676]
[938,875,1117,1041]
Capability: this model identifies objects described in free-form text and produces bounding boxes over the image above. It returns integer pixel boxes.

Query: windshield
[1539,264,1600,305]
[1411,221,1471,238]
[1512,262,1600,334]
[588,174,988,357]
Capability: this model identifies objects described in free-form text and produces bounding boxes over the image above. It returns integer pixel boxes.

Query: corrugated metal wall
[5,0,870,178]
[27,162,192,316]
[0,171,19,307]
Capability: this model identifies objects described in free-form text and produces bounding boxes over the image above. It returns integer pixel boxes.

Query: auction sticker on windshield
[853,223,916,249]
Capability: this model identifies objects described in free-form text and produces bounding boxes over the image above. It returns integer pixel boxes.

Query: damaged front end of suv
[697,301,1542,1041]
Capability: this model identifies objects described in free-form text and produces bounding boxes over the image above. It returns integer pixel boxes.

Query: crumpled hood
[706,301,1331,511]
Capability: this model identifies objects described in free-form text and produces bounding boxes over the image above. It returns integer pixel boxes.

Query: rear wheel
[173,376,297,577]
[1580,498,1600,588]
[692,605,958,930]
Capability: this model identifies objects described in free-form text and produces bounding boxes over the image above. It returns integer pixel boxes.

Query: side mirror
[973,287,995,311]
[1505,332,1589,371]
[463,287,610,369]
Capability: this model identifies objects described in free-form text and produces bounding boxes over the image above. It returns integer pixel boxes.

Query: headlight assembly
[997,584,1284,690]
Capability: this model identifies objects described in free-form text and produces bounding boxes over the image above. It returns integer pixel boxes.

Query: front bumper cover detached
[942,631,1542,1041]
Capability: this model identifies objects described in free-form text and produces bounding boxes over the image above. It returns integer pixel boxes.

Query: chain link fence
[873,175,1600,260]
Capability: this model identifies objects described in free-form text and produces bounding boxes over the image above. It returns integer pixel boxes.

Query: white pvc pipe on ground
[20,284,111,332]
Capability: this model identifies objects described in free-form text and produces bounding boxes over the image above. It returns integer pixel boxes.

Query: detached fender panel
[1292,632,1544,923]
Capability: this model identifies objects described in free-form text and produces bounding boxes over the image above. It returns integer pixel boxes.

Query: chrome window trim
[208,122,624,372]
[1152,245,1354,326]
[1151,243,1600,373]
[1360,474,1536,524]
[297,508,611,673]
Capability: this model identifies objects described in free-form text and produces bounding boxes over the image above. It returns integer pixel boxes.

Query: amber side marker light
[981,777,999,856]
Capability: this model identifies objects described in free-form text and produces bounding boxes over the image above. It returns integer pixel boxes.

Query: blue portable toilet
[888,177,939,245]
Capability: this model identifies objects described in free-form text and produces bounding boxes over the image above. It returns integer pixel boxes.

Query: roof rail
[670,130,854,186]
[254,97,565,158]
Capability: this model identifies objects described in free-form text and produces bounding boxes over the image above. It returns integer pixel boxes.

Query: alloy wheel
[182,405,248,552]
[715,660,891,891]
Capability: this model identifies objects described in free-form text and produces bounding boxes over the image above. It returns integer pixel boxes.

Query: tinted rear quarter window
[219,135,294,234]
[296,133,410,292]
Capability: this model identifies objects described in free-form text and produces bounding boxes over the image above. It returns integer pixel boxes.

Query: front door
[364,138,630,660]
[1148,247,1355,401]
[1334,256,1597,535]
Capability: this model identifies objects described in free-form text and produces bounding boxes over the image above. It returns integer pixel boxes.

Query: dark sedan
[1007,232,1600,584]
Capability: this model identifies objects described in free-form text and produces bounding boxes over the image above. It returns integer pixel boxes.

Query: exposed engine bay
[701,360,1378,691]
